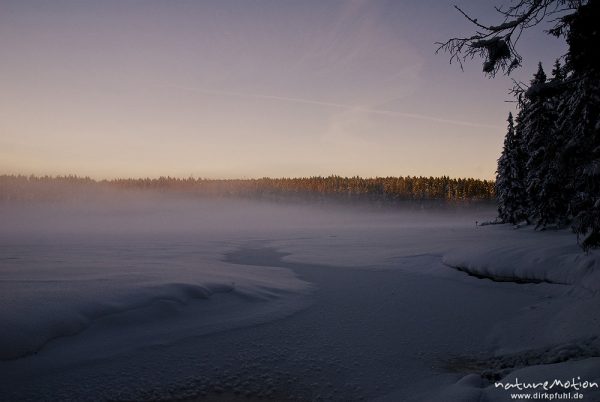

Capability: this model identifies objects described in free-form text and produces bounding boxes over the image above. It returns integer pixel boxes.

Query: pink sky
[0,0,566,179]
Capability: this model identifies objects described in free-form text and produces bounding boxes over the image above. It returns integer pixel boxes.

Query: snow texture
[0,196,599,401]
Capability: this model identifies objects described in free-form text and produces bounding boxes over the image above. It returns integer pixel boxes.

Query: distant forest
[0,175,495,204]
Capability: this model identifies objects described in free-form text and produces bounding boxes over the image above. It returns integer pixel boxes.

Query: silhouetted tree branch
[436,0,583,76]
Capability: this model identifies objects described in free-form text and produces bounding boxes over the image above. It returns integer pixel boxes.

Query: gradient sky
[0,0,566,179]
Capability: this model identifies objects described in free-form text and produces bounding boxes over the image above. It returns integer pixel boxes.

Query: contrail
[163,85,503,130]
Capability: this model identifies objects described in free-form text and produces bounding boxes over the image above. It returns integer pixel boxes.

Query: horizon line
[0,172,496,182]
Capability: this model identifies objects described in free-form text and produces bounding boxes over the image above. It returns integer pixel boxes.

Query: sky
[0,0,567,180]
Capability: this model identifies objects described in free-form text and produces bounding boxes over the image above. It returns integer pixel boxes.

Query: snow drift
[442,225,600,291]
[0,195,317,362]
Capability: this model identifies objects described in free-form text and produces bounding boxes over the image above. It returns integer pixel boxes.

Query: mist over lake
[1,189,598,401]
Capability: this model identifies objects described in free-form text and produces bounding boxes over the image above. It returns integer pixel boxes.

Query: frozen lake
[1,196,599,401]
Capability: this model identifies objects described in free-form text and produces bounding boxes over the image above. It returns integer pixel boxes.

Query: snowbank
[442,225,600,291]
[0,237,311,362]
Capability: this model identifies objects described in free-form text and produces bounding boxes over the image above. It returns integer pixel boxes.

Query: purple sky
[0,0,566,179]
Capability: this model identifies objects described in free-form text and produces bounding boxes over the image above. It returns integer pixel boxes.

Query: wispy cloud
[163,85,503,130]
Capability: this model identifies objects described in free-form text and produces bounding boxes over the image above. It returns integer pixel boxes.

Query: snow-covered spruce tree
[557,0,600,249]
[557,77,600,249]
[518,60,572,228]
[534,60,572,228]
[496,112,528,223]
[519,63,561,227]
[551,59,565,82]
[439,0,600,249]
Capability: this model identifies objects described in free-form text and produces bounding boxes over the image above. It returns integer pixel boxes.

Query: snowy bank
[0,266,310,361]
[0,240,312,361]
[442,225,600,291]
[0,197,319,363]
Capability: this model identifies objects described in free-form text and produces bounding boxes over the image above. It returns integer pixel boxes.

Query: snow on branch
[436,0,580,76]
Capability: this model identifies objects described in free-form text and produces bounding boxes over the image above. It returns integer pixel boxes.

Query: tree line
[0,174,495,204]
[494,1,599,249]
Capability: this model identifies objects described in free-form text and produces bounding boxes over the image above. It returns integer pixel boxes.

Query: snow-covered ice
[0,195,598,401]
